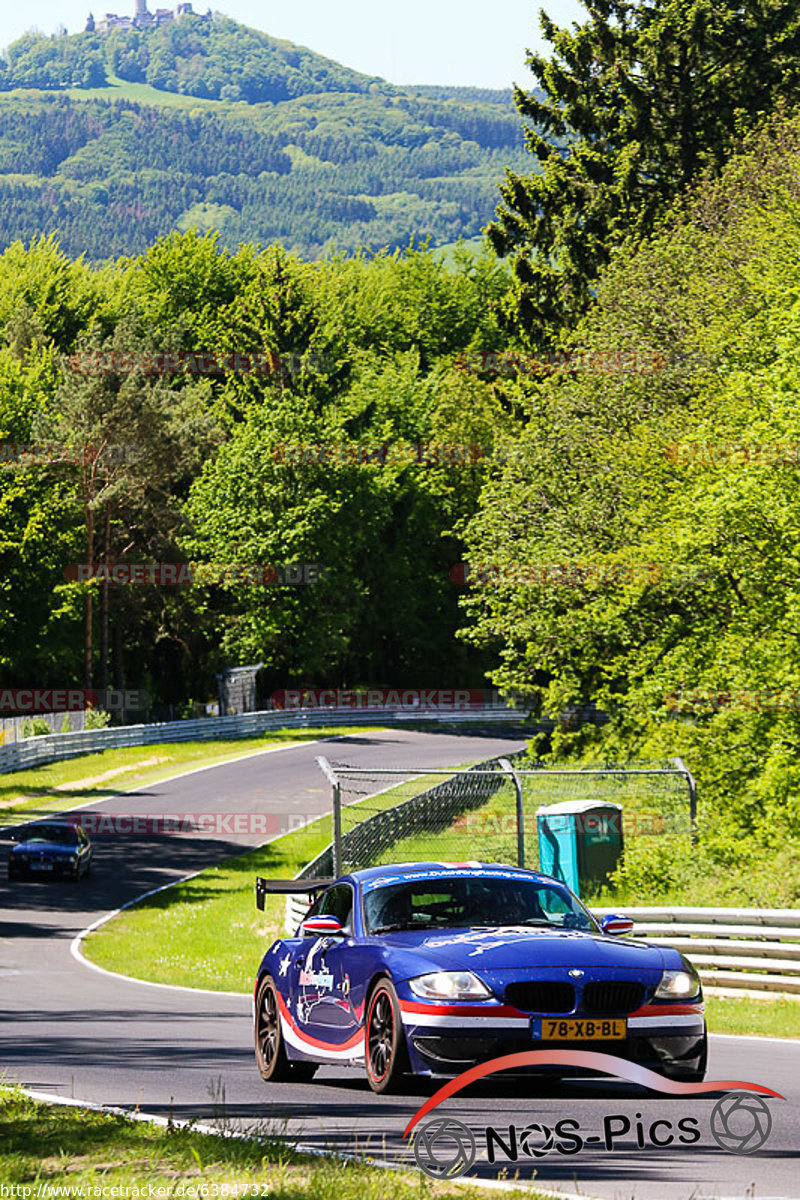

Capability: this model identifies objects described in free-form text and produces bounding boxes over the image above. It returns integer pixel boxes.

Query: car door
[295,883,360,1045]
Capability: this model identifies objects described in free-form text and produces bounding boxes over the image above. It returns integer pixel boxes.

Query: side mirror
[599,913,635,937]
[301,915,346,938]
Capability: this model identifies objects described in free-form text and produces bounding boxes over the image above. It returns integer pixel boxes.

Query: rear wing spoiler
[256,876,336,911]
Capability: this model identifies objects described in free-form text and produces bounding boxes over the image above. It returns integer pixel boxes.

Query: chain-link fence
[308,755,697,883]
[0,711,90,745]
[323,755,522,875]
[516,759,696,861]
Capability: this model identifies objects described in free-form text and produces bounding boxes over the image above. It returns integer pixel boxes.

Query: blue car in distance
[254,861,706,1094]
[8,819,93,882]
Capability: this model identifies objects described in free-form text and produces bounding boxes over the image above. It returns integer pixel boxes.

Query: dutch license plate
[30,862,53,871]
[534,1017,627,1041]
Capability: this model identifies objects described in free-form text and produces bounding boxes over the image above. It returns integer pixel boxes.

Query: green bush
[85,708,111,730]
[21,716,53,738]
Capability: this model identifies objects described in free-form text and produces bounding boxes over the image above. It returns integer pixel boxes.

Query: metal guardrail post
[499,757,525,867]
[671,756,697,845]
[316,756,342,876]
[332,781,342,877]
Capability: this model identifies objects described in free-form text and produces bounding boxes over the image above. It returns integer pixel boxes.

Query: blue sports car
[8,819,93,881]
[254,862,706,1094]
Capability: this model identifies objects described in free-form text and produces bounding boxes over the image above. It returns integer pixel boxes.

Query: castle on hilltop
[86,0,210,34]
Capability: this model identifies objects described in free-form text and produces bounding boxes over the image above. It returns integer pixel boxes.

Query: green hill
[0,15,381,101]
[0,16,532,260]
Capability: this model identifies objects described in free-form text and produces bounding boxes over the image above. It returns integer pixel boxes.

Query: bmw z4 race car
[253,861,707,1094]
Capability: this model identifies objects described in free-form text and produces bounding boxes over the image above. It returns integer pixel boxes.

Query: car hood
[13,841,76,856]
[375,925,668,976]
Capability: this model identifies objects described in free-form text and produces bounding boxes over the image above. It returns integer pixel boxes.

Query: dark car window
[316,884,354,931]
[24,825,78,846]
[363,875,596,934]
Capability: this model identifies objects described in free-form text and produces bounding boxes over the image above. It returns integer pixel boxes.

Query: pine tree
[489,0,800,340]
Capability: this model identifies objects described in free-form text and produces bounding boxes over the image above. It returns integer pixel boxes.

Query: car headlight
[654,961,701,1000]
[408,971,493,1001]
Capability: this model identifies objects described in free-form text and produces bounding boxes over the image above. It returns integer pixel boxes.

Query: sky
[0,0,586,90]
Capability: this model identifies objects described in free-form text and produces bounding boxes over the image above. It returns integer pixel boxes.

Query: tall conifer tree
[489,0,800,339]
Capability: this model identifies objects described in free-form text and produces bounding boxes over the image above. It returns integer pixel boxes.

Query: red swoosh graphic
[403,1051,784,1138]
[276,992,363,1053]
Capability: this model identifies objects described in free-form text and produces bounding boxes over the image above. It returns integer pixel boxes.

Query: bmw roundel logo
[569,969,584,978]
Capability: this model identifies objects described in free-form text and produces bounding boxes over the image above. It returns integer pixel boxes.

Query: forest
[2,0,800,899]
[0,19,530,260]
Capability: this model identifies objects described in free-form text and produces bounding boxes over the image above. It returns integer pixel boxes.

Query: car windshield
[23,825,78,845]
[363,874,597,934]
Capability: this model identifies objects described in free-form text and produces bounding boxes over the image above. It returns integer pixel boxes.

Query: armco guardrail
[595,906,800,995]
[0,704,534,775]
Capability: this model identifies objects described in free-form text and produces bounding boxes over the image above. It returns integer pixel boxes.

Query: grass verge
[704,993,800,1039]
[0,728,380,825]
[0,1085,541,1198]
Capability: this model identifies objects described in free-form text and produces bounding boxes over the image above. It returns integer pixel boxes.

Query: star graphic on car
[278,952,291,977]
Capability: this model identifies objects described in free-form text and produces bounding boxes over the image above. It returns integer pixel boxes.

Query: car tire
[365,979,409,1094]
[254,975,317,1083]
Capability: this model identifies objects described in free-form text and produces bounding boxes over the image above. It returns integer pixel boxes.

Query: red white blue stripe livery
[253,862,706,1093]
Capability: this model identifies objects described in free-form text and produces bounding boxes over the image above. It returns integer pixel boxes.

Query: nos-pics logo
[405,1052,783,1182]
[412,1095,775,1180]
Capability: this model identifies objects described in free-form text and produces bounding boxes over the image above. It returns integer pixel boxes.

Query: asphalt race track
[1,729,798,1199]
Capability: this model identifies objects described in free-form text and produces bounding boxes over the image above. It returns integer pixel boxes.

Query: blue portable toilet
[536,799,623,898]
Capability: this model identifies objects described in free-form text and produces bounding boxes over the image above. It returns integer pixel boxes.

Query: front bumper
[407,1030,706,1079]
[8,859,78,879]
[399,998,706,1080]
